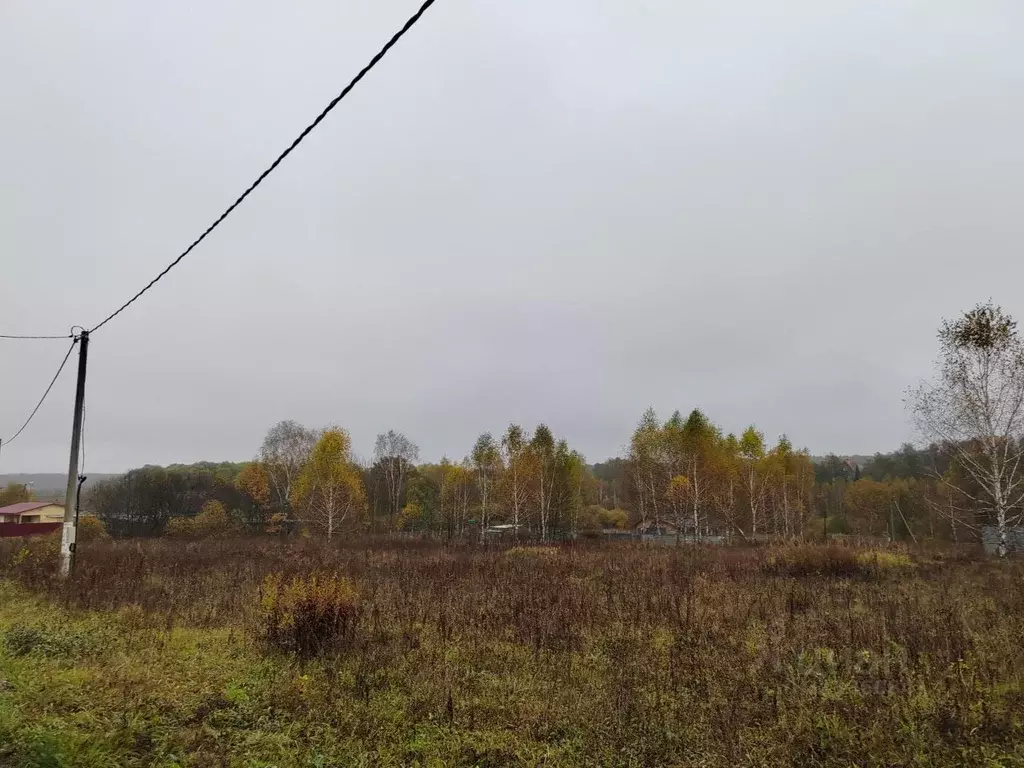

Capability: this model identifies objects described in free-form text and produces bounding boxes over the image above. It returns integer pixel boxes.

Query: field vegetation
[1,535,1022,767]
[2,303,1022,764]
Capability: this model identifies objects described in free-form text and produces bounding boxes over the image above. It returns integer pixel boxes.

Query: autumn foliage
[261,572,360,657]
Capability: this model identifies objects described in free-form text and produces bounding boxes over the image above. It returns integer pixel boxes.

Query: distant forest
[34,412,976,544]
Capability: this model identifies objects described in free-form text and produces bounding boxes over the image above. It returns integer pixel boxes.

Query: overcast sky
[3,0,1024,472]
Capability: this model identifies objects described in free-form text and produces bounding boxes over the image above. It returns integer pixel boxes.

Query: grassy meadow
[0,536,1022,767]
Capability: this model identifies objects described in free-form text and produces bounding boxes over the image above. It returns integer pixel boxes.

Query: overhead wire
[89,0,438,334]
[1,338,78,446]
[0,333,75,340]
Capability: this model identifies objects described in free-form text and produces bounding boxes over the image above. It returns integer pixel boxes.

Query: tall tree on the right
[909,302,1024,556]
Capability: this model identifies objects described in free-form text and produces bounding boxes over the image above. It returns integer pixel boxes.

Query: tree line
[80,418,1010,544]
[83,302,1024,550]
[87,422,594,540]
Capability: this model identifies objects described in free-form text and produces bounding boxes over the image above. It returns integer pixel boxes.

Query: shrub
[765,545,862,578]
[261,573,360,657]
[192,501,235,538]
[1,534,60,585]
[2,624,99,658]
[397,502,423,531]
[580,505,631,531]
[826,515,853,535]
[76,515,108,543]
[599,508,630,530]
[164,516,195,539]
[855,549,915,569]
[265,513,287,535]
[165,501,235,539]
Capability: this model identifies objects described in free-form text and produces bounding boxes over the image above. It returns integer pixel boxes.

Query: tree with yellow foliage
[292,428,366,541]
[236,461,272,531]
[397,502,423,531]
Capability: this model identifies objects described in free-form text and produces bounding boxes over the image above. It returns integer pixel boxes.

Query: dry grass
[0,535,1022,766]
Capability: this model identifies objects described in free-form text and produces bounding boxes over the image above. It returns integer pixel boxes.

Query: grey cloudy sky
[3,0,1024,472]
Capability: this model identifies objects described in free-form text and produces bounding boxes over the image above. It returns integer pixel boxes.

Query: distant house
[0,501,64,526]
[482,524,527,540]
[601,528,635,541]
[634,519,682,537]
[629,518,725,544]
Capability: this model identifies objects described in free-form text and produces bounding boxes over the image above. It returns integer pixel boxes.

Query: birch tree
[530,425,557,541]
[557,445,588,535]
[259,420,318,515]
[439,460,473,539]
[680,409,718,539]
[667,475,691,539]
[710,433,743,539]
[910,302,1024,557]
[739,426,767,537]
[766,436,794,537]
[373,430,419,531]
[471,432,501,538]
[628,408,664,527]
[501,424,529,537]
[292,428,366,541]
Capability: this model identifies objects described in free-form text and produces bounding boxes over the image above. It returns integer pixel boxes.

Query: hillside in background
[0,473,120,502]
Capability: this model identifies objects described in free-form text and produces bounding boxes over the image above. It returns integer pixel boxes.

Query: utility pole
[60,330,89,578]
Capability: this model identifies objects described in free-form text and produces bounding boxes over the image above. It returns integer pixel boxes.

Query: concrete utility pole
[60,330,89,578]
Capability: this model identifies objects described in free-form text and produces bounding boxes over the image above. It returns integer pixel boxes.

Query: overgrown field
[1,537,1023,767]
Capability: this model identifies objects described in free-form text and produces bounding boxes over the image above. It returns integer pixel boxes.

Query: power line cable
[0,333,74,340]
[1,338,78,446]
[90,0,438,334]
